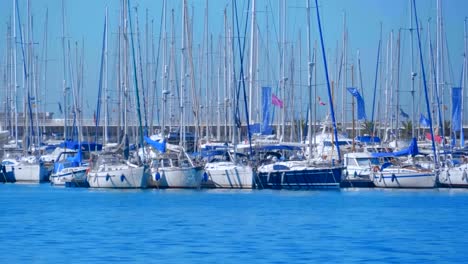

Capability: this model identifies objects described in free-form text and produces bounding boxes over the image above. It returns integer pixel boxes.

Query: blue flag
[261,87,273,135]
[400,108,409,119]
[347,87,367,121]
[419,114,430,127]
[452,87,462,132]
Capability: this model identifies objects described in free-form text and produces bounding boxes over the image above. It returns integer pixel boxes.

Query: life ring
[373,166,380,173]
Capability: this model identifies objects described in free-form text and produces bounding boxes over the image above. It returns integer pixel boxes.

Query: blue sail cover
[452,87,462,132]
[347,87,367,120]
[248,123,261,134]
[144,136,166,153]
[355,136,381,143]
[371,138,419,158]
[262,87,273,135]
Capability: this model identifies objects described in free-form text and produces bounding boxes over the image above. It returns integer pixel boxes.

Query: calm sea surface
[1,184,468,263]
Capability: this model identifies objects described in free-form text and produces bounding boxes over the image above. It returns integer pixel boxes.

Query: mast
[281,0,287,141]
[412,0,438,166]
[134,6,148,135]
[351,64,355,151]
[217,36,221,141]
[180,0,187,148]
[61,0,68,142]
[161,0,167,136]
[462,18,467,147]
[127,0,145,156]
[123,0,128,141]
[357,49,364,138]
[248,0,256,124]
[200,0,207,140]
[306,0,313,159]
[409,0,416,138]
[42,8,49,139]
[314,0,342,162]
[104,6,108,146]
[223,8,228,141]
[341,12,347,134]
[436,0,443,137]
[12,0,18,144]
[395,30,401,146]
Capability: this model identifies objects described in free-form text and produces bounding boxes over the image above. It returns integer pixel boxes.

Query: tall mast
[223,8,228,141]
[281,0,287,141]
[41,8,49,139]
[12,0,18,144]
[180,0,187,148]
[127,0,145,154]
[409,0,416,138]
[61,0,67,142]
[341,12,347,133]
[436,0,443,136]
[123,0,128,138]
[395,30,401,145]
[306,0,313,159]
[314,0,342,162]
[104,6,108,146]
[462,18,467,147]
[248,0,256,124]
[161,0,167,136]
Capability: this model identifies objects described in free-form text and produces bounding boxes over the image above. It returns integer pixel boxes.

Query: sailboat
[370,0,437,188]
[202,2,255,189]
[144,1,204,189]
[49,148,88,186]
[255,0,344,189]
[145,136,203,188]
[438,17,468,188]
[87,0,149,189]
[0,0,49,183]
[203,145,255,189]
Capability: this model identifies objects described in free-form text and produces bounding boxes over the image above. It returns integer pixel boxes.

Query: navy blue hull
[340,179,375,188]
[256,167,343,190]
[0,169,16,183]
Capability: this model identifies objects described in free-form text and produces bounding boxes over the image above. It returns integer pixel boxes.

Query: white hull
[149,167,202,188]
[372,169,435,188]
[3,163,49,182]
[87,166,148,188]
[50,167,88,186]
[203,162,254,188]
[439,164,468,187]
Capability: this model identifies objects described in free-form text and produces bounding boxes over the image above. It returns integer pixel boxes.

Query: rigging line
[95,16,106,145]
[443,27,455,87]
[267,0,282,67]
[255,18,276,87]
[413,0,438,167]
[153,3,165,127]
[314,0,342,162]
[233,0,254,157]
[429,22,445,155]
[127,0,145,151]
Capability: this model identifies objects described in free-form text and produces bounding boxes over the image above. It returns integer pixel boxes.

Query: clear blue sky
[0,0,467,126]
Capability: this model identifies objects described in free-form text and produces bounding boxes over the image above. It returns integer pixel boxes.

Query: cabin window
[162,159,171,168]
[347,157,358,166]
[180,159,190,167]
[151,160,160,169]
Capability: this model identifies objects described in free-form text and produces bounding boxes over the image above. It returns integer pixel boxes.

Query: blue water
[1,185,468,263]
